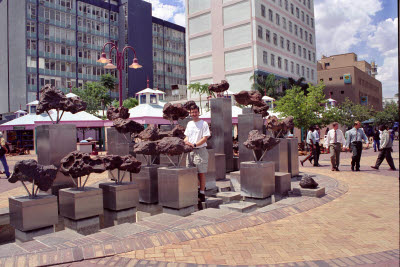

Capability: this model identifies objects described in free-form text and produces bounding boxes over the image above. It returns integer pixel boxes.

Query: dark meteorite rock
[36,84,87,115]
[159,125,186,140]
[163,103,189,122]
[133,141,159,155]
[138,125,160,141]
[266,116,280,132]
[107,106,130,120]
[299,175,319,189]
[157,137,193,156]
[208,80,229,93]
[234,90,264,107]
[183,100,197,111]
[102,155,123,170]
[266,116,295,137]
[253,102,270,118]
[243,130,280,151]
[113,118,144,134]
[60,151,106,178]
[119,155,141,173]
[8,160,58,192]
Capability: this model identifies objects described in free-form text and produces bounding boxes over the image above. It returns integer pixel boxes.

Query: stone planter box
[59,187,103,220]
[99,182,139,211]
[134,165,165,204]
[240,161,275,199]
[264,138,289,173]
[9,194,58,231]
[157,167,197,209]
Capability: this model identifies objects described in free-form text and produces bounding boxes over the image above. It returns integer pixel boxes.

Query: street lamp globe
[129,58,142,69]
[97,52,108,64]
[104,60,117,69]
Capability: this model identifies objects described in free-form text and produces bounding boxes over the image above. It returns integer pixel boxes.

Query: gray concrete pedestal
[103,207,136,227]
[106,127,131,179]
[263,138,289,173]
[240,161,275,198]
[287,138,300,177]
[238,111,263,166]
[64,216,100,236]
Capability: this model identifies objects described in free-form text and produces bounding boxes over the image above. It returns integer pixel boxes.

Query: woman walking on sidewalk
[371,125,397,171]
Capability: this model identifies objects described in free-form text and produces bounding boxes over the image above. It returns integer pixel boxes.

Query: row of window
[77,33,110,48]
[153,37,185,53]
[43,0,74,9]
[153,51,185,64]
[78,1,118,22]
[262,51,314,80]
[152,23,185,40]
[269,0,313,14]
[260,6,314,46]
[257,26,315,63]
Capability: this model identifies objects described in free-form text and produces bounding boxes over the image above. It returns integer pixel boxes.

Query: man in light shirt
[184,105,210,210]
[300,126,316,167]
[313,125,321,167]
[345,121,369,171]
[324,122,345,171]
[371,125,396,171]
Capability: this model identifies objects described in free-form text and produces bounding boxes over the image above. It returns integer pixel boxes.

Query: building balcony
[27,49,37,57]
[77,11,108,23]
[38,34,76,46]
[77,42,102,51]
[38,17,76,30]
[38,51,76,62]
[27,67,37,73]
[27,84,37,92]
[78,73,101,81]
[153,57,163,63]
[164,59,185,67]
[164,72,185,79]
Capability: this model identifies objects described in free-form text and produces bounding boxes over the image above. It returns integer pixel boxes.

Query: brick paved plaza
[0,143,398,266]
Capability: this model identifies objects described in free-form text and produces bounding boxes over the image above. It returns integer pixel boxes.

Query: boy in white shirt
[324,122,345,171]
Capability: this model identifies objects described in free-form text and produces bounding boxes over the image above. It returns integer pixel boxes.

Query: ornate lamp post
[97,42,142,107]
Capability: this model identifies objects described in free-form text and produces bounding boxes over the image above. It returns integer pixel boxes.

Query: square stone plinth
[134,165,163,204]
[215,154,226,180]
[158,167,198,209]
[205,149,217,192]
[264,138,289,173]
[15,226,54,244]
[287,138,300,177]
[9,194,58,232]
[59,187,103,220]
[220,202,257,213]
[245,196,272,207]
[216,192,242,203]
[103,207,136,227]
[99,182,139,211]
[64,216,99,236]
[229,171,241,192]
[162,206,195,217]
[136,203,163,222]
[275,172,291,196]
[240,161,275,199]
[292,187,325,197]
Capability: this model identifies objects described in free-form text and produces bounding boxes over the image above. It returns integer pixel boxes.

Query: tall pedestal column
[264,138,289,173]
[238,110,263,167]
[106,127,130,179]
[210,98,233,172]
[287,138,299,177]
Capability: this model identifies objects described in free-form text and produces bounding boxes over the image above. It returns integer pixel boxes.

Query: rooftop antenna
[146,76,149,88]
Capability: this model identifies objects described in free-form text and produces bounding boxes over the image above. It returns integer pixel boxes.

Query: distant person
[313,125,321,166]
[0,132,11,178]
[373,128,380,152]
[325,127,329,136]
[345,121,369,171]
[371,125,396,171]
[184,104,210,210]
[300,126,316,167]
[324,122,345,171]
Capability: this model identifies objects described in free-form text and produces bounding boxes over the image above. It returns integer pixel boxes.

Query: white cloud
[143,0,178,21]
[368,18,398,54]
[173,12,186,27]
[314,0,382,57]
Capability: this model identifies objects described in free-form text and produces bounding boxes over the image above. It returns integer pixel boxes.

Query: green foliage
[72,81,111,116]
[187,82,211,113]
[274,82,329,140]
[373,101,399,128]
[249,73,286,99]
[112,98,139,109]
[100,74,117,92]
[336,98,373,128]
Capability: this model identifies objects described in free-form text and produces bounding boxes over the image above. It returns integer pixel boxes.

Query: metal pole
[118,51,123,107]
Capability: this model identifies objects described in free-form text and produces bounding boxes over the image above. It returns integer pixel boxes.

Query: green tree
[274,82,328,140]
[336,98,373,128]
[249,73,286,99]
[100,74,117,95]
[72,82,111,116]
[187,82,210,113]
[112,97,139,109]
[373,101,399,128]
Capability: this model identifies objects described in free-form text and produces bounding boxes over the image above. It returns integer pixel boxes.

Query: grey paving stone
[101,223,150,238]
[220,202,257,213]
[205,197,223,208]
[191,208,239,218]
[34,229,84,246]
[0,243,27,257]
[143,213,184,225]
[216,192,242,203]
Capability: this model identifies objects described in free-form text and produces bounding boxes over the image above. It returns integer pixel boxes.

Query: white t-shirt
[184,120,210,148]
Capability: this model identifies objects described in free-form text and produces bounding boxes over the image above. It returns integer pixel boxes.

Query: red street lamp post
[97,42,142,107]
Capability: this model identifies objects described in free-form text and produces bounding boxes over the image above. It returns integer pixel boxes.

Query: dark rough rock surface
[60,151,106,178]
[36,84,87,115]
[266,116,294,137]
[253,102,270,118]
[159,125,186,140]
[183,100,197,111]
[266,116,280,132]
[157,137,193,156]
[234,90,264,107]
[107,106,130,120]
[299,176,319,189]
[119,155,141,173]
[163,103,189,122]
[243,130,280,151]
[133,141,159,155]
[208,80,229,93]
[113,118,144,134]
[138,125,160,141]
[102,155,123,171]
[8,160,58,191]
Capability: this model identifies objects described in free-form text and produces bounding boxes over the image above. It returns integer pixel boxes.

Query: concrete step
[101,222,150,238]
[191,207,241,218]
[34,229,84,246]
[220,202,257,213]
[216,192,242,203]
[205,197,223,208]
[228,171,241,192]
[142,213,183,225]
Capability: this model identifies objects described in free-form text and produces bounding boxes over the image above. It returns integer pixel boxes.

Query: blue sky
[145,0,398,98]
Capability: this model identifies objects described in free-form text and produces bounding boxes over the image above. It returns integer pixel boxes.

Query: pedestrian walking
[324,122,345,171]
[313,125,321,166]
[184,105,211,210]
[0,132,11,179]
[300,126,317,167]
[345,121,369,171]
[373,128,380,152]
[371,125,396,171]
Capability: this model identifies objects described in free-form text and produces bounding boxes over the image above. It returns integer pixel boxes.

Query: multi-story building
[185,0,317,96]
[317,53,382,110]
[0,0,186,113]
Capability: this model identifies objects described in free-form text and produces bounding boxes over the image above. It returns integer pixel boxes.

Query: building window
[295,24,298,36]
[269,9,273,22]
[340,76,343,80]
[271,54,275,67]
[341,91,344,94]
[296,64,300,75]
[330,92,333,96]
[325,62,330,68]
[283,17,287,29]
[300,28,303,39]
[258,26,263,38]
[278,57,282,69]
[291,61,294,73]
[296,7,299,18]
[329,77,332,81]
[307,67,310,78]
[293,42,296,54]
[290,3,294,14]
[310,33,313,44]
[280,36,284,48]
[308,50,311,61]
[284,59,288,71]
[306,15,309,25]
[302,66,305,76]
[279,0,283,6]
[273,33,278,45]
[261,4,266,17]
[298,45,302,57]
[285,0,288,10]
[263,51,268,64]
[287,40,290,51]
[289,21,293,33]
[305,30,308,41]
[320,78,323,82]
[303,48,306,59]
[276,13,280,25]
[311,69,314,80]
[308,0,311,9]
[311,18,314,28]
[301,11,304,22]
[266,29,270,42]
